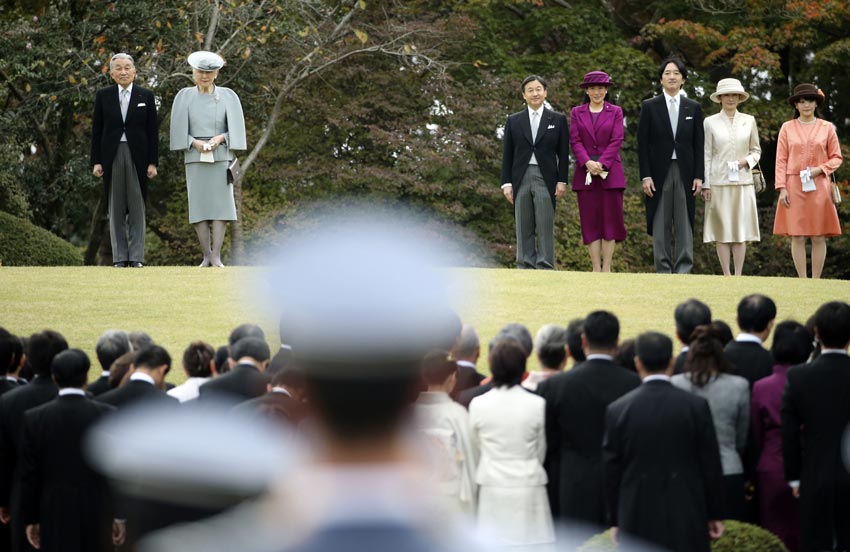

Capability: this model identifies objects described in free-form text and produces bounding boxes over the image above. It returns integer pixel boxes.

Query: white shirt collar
[664,90,680,103]
[100,371,110,377]
[527,105,544,118]
[643,374,672,384]
[5,376,17,382]
[119,82,134,95]
[272,386,292,397]
[456,360,476,369]
[680,345,690,353]
[736,333,763,345]
[129,372,156,385]
[59,388,86,397]
[587,354,614,361]
[821,349,849,356]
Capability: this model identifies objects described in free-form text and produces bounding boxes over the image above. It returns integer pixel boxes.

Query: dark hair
[813,301,850,349]
[709,320,734,347]
[521,75,547,93]
[489,341,526,388]
[613,338,637,372]
[52,349,90,388]
[805,314,821,362]
[421,350,457,386]
[635,332,673,372]
[231,337,271,363]
[109,351,136,389]
[675,299,712,344]
[182,341,215,378]
[305,370,420,440]
[214,345,230,374]
[657,56,688,82]
[737,294,777,333]
[684,326,732,387]
[228,323,265,347]
[583,311,620,350]
[28,330,68,377]
[95,330,131,371]
[134,345,172,372]
[0,328,15,375]
[566,318,586,362]
[267,348,303,388]
[771,321,813,365]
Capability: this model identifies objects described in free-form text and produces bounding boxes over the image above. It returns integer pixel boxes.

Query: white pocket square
[547,124,555,129]
[137,103,146,107]
[685,116,693,120]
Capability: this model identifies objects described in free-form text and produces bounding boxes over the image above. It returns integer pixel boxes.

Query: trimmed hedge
[579,521,789,552]
[0,211,83,266]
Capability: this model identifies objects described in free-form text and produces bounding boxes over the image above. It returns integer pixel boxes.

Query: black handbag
[227,157,241,184]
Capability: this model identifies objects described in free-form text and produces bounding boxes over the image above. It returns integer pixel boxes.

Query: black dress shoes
[130,262,144,268]
[113,261,128,268]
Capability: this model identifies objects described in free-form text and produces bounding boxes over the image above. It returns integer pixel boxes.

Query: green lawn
[2,266,848,384]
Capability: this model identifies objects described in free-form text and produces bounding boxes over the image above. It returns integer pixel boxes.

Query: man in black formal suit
[90,53,158,268]
[19,349,118,552]
[673,298,711,374]
[604,331,725,552]
[782,301,850,552]
[725,294,775,387]
[638,56,705,274]
[0,330,67,552]
[89,329,132,396]
[199,337,270,403]
[500,75,570,269]
[233,349,305,426]
[450,324,484,399]
[97,345,177,409]
[537,311,640,533]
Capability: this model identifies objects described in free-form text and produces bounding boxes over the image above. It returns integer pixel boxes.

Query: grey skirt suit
[169,86,246,223]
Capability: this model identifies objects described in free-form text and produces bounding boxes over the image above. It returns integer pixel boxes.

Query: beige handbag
[751,162,766,193]
[831,171,842,205]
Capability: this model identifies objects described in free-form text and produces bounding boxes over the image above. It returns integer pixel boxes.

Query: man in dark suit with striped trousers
[638,56,704,274]
[781,301,850,552]
[501,75,569,269]
[90,53,159,268]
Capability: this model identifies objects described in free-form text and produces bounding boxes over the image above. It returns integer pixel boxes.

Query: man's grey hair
[129,331,154,351]
[455,324,479,358]
[110,53,135,70]
[535,324,567,352]
[490,323,533,357]
[95,330,131,370]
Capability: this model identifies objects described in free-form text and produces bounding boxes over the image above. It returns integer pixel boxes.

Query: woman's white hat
[187,51,225,72]
[710,78,749,103]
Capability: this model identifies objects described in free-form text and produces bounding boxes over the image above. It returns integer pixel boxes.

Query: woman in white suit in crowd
[469,341,554,545]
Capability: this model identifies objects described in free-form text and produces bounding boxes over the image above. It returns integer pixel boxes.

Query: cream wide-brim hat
[187,51,225,72]
[709,78,749,103]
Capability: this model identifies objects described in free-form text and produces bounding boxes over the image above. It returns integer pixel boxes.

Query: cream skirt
[703,184,761,243]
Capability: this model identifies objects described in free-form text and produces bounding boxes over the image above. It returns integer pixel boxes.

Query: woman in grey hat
[169,51,247,267]
[701,78,762,276]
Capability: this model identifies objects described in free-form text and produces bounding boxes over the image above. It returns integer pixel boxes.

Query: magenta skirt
[576,187,626,244]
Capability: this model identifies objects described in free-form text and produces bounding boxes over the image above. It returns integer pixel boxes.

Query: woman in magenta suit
[570,71,627,272]
[751,320,812,551]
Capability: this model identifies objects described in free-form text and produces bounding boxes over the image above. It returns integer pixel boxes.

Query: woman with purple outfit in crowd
[751,320,813,551]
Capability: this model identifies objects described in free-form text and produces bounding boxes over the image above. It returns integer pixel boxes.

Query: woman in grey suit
[170,51,246,267]
[672,325,749,520]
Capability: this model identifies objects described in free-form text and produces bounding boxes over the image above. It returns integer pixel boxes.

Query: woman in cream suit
[469,341,553,545]
[701,78,762,276]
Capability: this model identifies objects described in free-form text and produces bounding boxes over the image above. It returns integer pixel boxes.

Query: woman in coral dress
[773,83,842,278]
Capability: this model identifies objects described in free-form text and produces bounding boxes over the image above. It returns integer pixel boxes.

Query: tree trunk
[84,195,107,265]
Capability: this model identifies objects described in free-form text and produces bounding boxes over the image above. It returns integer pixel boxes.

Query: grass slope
[2,267,848,384]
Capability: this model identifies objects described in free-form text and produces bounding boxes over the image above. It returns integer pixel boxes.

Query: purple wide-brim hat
[580,71,613,89]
